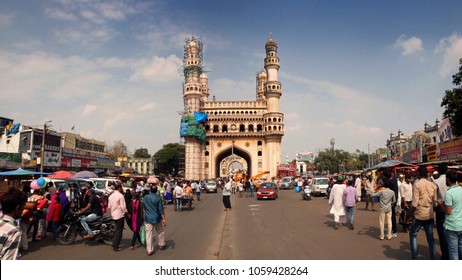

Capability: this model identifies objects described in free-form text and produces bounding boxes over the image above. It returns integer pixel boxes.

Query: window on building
[222,125,228,132]
[239,124,245,132]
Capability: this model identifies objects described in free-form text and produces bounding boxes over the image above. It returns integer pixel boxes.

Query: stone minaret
[183,36,204,180]
[263,33,284,178]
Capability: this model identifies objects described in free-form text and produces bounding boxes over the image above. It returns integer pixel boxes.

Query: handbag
[373,196,380,203]
[140,225,146,245]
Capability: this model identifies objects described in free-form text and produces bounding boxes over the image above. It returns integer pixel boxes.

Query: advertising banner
[439,137,462,160]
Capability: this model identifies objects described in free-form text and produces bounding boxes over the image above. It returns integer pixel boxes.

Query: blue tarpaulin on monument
[194,112,208,123]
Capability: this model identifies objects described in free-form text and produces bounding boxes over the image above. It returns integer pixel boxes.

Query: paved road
[21,189,441,260]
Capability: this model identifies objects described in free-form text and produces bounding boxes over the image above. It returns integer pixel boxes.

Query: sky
[1,0,462,161]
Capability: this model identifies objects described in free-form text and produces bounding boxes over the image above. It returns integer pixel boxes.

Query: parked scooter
[56,210,115,246]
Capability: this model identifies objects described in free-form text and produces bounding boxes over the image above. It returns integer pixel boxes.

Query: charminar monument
[180,34,284,180]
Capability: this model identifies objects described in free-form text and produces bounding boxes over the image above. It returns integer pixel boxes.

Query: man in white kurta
[355,176,362,202]
[329,176,346,229]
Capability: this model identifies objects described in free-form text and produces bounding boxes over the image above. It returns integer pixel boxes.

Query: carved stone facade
[181,35,284,180]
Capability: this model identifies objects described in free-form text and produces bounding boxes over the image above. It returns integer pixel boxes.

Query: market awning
[364,160,417,172]
[0,168,51,176]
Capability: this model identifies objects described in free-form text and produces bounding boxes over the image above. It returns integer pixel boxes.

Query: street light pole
[40,121,51,173]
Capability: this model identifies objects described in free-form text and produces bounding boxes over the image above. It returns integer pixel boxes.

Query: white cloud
[140,102,157,111]
[80,10,104,24]
[394,35,424,56]
[54,24,115,47]
[322,122,335,129]
[0,13,14,29]
[130,55,183,84]
[82,104,97,116]
[435,33,462,77]
[210,78,255,101]
[99,2,130,21]
[45,8,77,21]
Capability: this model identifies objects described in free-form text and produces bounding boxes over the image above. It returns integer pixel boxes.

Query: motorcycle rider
[75,188,103,239]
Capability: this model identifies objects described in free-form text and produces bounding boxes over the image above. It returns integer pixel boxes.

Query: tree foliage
[153,143,184,176]
[106,140,128,161]
[441,59,462,137]
[314,148,368,173]
[133,147,151,158]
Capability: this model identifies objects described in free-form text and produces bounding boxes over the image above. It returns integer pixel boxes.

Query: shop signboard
[426,144,438,162]
[439,137,462,160]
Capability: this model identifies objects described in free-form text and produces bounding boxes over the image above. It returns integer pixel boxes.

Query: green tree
[315,148,350,173]
[441,59,462,137]
[314,148,369,173]
[153,143,184,175]
[133,147,151,158]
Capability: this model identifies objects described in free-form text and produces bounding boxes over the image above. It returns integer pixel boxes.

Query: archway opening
[215,146,252,179]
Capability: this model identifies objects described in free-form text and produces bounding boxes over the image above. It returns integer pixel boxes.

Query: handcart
[174,197,193,211]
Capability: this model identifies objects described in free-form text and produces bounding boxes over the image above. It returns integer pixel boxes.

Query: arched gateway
[180,34,284,180]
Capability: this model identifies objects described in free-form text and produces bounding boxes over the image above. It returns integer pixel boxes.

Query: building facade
[0,122,115,173]
[180,35,284,180]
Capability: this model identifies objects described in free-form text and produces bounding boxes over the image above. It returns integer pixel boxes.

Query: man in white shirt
[108,184,127,252]
[398,174,413,232]
[174,183,184,212]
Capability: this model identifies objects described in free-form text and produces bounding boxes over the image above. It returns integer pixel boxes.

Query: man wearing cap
[108,184,127,252]
[76,189,103,239]
[143,179,167,256]
[329,176,346,229]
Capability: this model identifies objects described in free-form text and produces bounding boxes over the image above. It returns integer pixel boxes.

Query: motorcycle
[56,210,115,246]
[301,186,312,200]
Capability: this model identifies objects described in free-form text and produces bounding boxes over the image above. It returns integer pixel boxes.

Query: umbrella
[72,170,98,179]
[0,168,51,176]
[48,170,74,179]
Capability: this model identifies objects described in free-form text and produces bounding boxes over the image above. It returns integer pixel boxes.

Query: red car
[256,182,278,200]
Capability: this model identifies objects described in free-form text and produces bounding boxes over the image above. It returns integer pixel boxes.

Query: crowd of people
[326,163,462,260]
[2,167,461,260]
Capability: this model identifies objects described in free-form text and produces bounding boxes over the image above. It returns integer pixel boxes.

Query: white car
[310,177,329,196]
[205,180,217,193]
[89,178,122,195]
